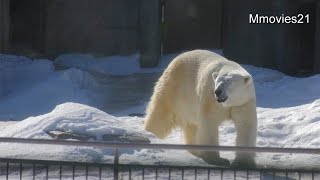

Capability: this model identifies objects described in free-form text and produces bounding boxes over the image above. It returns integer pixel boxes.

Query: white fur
[144,50,257,166]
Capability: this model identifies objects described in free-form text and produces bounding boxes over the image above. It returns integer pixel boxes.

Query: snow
[0,102,151,163]
[0,102,147,140]
[53,49,223,76]
[0,51,320,173]
[54,53,165,75]
[0,58,102,120]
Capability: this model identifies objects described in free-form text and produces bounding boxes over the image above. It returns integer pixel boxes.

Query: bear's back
[174,50,225,65]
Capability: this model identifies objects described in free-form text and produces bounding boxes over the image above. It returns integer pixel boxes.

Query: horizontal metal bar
[0,157,317,174]
[0,137,319,154]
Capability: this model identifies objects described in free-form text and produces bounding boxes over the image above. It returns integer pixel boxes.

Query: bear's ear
[244,75,252,85]
[212,72,218,80]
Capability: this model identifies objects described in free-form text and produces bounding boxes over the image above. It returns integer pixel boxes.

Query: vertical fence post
[139,0,162,68]
[114,148,119,180]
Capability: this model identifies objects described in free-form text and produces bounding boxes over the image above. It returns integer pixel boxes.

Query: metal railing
[0,137,319,179]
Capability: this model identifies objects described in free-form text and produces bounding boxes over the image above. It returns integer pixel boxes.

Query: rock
[47,130,150,144]
[102,134,150,144]
[47,131,96,141]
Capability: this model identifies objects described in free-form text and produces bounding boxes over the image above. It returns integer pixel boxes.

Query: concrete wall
[45,0,141,56]
[9,0,45,52]
[0,0,10,52]
[1,0,319,73]
[314,1,320,74]
[3,0,161,67]
[223,0,317,75]
[223,0,287,69]
[163,0,223,53]
[139,0,161,67]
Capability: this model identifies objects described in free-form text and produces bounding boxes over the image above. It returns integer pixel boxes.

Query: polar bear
[144,50,257,167]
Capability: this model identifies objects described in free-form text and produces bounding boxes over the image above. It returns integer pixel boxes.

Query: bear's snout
[215,84,228,103]
[214,86,223,96]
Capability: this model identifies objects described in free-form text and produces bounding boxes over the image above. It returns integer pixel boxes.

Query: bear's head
[212,68,255,107]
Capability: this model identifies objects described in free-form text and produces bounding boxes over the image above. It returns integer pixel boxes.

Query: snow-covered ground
[0,50,320,175]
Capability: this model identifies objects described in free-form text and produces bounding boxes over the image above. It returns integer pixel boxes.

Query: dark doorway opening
[163,0,223,53]
[9,0,45,56]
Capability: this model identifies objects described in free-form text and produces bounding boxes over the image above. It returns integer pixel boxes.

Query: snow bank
[243,65,285,84]
[54,54,151,75]
[0,58,103,120]
[53,49,223,76]
[256,99,320,148]
[0,102,150,162]
[0,103,202,166]
[1,102,148,140]
[55,54,140,75]
[0,54,32,67]
[0,58,53,97]
[1,51,320,169]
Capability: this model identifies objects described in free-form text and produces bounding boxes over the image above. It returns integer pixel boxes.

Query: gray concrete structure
[3,0,161,67]
[314,1,320,74]
[45,0,140,56]
[0,0,10,52]
[0,0,319,74]
[223,0,318,75]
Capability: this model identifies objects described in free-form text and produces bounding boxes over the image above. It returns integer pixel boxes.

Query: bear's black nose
[214,87,223,96]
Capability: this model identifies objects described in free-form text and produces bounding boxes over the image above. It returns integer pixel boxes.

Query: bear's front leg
[231,100,257,169]
[194,121,230,166]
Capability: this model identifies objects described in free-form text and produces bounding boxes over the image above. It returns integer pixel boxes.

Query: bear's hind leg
[144,103,176,139]
[183,123,197,145]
